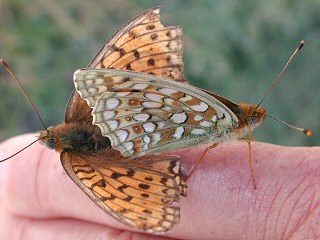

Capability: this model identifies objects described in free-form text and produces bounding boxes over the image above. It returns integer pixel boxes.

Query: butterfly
[37,7,187,233]
[73,20,307,189]
[72,14,272,188]
[73,68,266,180]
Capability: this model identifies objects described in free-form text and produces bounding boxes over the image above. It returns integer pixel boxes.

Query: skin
[0,133,320,240]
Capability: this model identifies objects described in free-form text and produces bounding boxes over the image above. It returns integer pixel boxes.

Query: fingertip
[0,134,61,215]
[0,133,41,155]
[0,134,40,200]
[0,160,9,200]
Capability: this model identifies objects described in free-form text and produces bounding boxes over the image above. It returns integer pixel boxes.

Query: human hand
[0,133,319,239]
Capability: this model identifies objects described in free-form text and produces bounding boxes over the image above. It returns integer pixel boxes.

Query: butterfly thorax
[38,122,110,153]
[231,103,266,138]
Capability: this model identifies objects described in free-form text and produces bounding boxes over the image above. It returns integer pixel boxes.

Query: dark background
[0,0,319,146]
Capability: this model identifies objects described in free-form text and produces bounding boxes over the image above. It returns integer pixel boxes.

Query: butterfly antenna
[0,59,48,131]
[256,40,305,108]
[0,137,45,163]
[267,113,312,136]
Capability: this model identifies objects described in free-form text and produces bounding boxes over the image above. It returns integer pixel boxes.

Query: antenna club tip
[298,40,305,50]
[303,129,312,136]
[0,59,9,67]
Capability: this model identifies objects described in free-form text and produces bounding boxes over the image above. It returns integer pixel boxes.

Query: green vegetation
[0,0,319,146]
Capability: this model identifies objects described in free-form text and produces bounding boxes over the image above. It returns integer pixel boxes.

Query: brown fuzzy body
[39,121,110,154]
[38,92,111,154]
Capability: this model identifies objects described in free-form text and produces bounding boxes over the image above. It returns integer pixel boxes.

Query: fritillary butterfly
[36,7,187,233]
[73,24,308,188]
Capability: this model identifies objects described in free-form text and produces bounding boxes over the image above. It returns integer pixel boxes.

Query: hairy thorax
[216,103,267,143]
[38,122,110,153]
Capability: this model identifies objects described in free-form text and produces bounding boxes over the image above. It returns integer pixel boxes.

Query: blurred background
[0,0,319,146]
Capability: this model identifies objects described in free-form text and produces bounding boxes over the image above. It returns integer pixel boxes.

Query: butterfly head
[38,126,68,153]
[38,128,59,150]
[236,103,267,132]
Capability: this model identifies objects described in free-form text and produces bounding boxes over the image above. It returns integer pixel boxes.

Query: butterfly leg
[241,136,257,189]
[247,131,256,141]
[186,143,218,181]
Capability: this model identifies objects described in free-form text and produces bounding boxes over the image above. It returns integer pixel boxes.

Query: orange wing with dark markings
[61,149,187,232]
[89,6,185,82]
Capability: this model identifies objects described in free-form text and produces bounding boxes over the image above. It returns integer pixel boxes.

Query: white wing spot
[133,113,150,122]
[123,141,134,151]
[200,121,213,127]
[159,88,178,95]
[115,130,129,143]
[179,95,193,102]
[143,135,151,143]
[145,93,163,102]
[106,75,123,83]
[88,87,97,94]
[107,120,119,131]
[191,129,207,135]
[95,78,104,84]
[173,126,184,139]
[116,92,131,97]
[212,115,218,122]
[171,112,187,124]
[164,98,174,105]
[143,122,156,133]
[103,111,115,120]
[194,115,203,121]
[133,83,148,90]
[142,101,162,108]
[84,72,98,78]
[106,98,120,109]
[142,136,151,150]
[132,108,143,112]
[86,79,93,85]
[190,102,209,112]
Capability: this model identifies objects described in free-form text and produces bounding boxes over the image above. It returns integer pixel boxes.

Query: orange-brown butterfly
[73,35,310,189]
[1,7,187,233]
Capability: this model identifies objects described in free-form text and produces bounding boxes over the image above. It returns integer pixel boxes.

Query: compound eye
[46,138,56,149]
[249,116,258,126]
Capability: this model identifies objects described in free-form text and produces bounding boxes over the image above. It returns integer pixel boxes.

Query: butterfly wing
[74,69,238,157]
[60,149,187,233]
[66,7,186,123]
[88,6,185,83]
